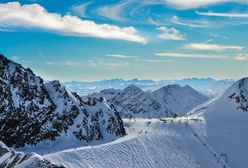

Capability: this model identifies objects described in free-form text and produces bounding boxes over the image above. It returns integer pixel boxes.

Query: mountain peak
[226,77,248,112]
[124,84,143,93]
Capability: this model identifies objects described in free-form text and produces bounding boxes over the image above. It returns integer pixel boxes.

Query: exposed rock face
[0,54,125,148]
[228,78,248,112]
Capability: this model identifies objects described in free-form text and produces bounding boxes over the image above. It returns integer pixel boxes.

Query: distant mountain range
[0,54,125,148]
[89,84,209,118]
[63,78,235,97]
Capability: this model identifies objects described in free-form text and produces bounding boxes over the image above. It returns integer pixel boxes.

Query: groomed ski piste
[43,117,231,168]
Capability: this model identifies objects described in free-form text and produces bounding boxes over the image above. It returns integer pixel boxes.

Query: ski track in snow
[43,118,218,168]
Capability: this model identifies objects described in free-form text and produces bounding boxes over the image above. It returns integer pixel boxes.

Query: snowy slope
[188,77,248,167]
[44,118,219,168]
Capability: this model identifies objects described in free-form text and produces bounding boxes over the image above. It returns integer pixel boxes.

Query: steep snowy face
[227,78,248,112]
[152,84,209,116]
[0,141,65,168]
[189,77,248,167]
[191,77,248,117]
[0,54,125,148]
[108,85,164,118]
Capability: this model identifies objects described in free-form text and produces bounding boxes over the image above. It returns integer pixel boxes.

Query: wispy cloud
[96,0,132,21]
[70,1,93,18]
[46,61,81,66]
[157,26,185,40]
[162,0,247,9]
[135,58,175,63]
[196,11,248,18]
[155,52,226,59]
[88,59,129,69]
[235,54,248,61]
[106,54,136,59]
[184,43,243,51]
[172,15,212,28]
[0,2,147,44]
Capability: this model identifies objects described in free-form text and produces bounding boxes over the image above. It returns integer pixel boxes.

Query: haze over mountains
[63,78,235,97]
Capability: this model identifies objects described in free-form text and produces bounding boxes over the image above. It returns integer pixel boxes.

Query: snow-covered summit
[152,84,209,116]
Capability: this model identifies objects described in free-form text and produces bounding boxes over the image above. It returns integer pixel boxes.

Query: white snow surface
[188,77,248,167]
[43,118,219,168]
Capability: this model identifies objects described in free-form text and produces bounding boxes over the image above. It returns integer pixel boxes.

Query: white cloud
[162,0,248,9]
[155,52,226,59]
[185,43,243,51]
[106,54,136,58]
[157,26,185,40]
[70,2,93,18]
[0,2,147,44]
[196,11,248,18]
[235,54,248,61]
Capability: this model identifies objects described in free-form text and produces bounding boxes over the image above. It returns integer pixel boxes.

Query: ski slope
[44,118,220,168]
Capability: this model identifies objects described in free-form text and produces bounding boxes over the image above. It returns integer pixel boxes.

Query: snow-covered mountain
[41,78,248,168]
[107,85,164,118]
[152,84,209,116]
[0,141,64,168]
[0,54,125,148]
[90,84,208,118]
[188,77,248,167]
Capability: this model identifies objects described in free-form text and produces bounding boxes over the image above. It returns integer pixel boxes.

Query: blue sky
[0,0,247,81]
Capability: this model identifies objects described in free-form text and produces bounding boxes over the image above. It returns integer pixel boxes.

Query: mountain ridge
[0,54,125,148]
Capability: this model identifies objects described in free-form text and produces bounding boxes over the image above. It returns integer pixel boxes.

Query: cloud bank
[0,2,146,44]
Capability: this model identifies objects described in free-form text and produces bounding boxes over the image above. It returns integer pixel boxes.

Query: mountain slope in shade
[0,141,65,168]
[90,84,208,118]
[189,77,248,167]
[152,84,209,116]
[0,54,125,148]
